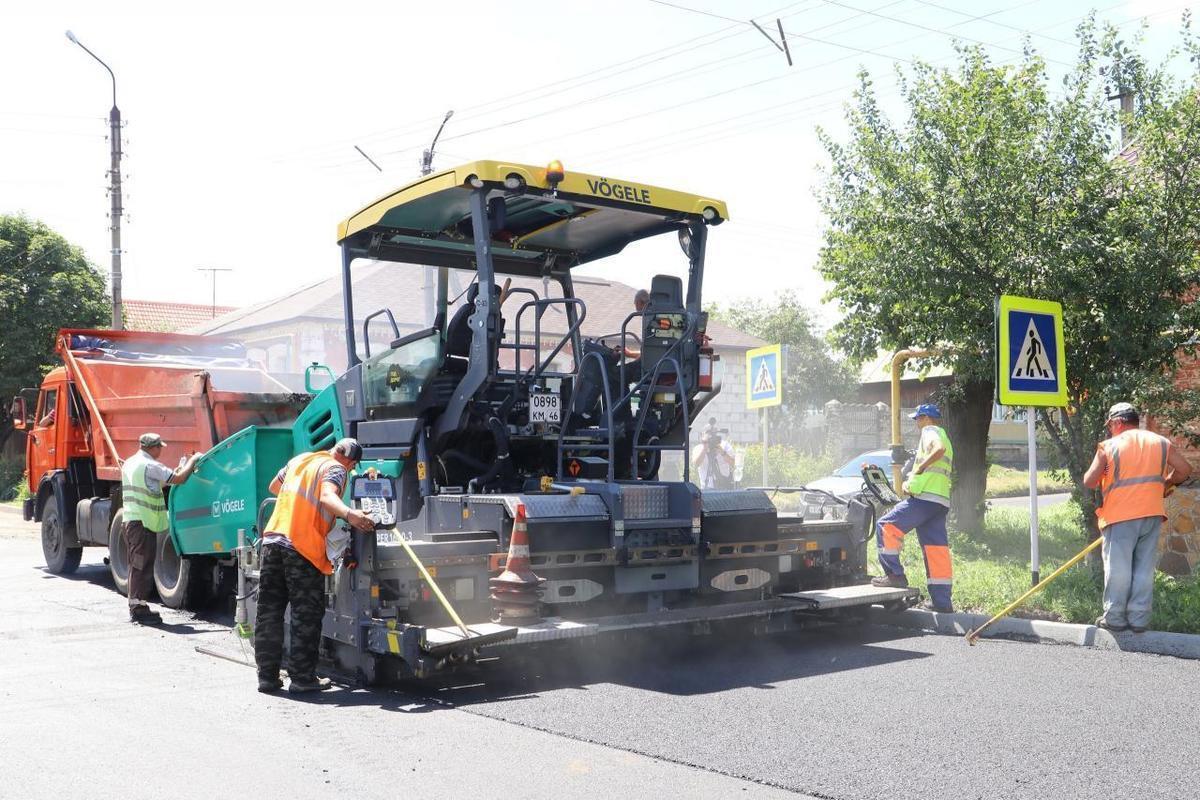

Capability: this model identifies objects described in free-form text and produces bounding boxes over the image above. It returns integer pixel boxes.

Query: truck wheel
[41,506,82,575]
[154,535,199,609]
[108,509,130,596]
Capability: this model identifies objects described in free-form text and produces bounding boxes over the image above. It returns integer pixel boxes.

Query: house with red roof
[123,299,237,333]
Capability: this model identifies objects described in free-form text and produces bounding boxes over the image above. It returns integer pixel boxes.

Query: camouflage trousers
[254,544,326,683]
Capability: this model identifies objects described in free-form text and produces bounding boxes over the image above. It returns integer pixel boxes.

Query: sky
[1,0,1194,329]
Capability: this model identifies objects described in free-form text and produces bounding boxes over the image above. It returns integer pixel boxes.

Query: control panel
[647,312,685,340]
[350,474,397,529]
[861,464,901,506]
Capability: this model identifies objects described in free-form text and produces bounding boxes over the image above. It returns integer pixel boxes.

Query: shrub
[0,456,29,502]
[738,444,832,488]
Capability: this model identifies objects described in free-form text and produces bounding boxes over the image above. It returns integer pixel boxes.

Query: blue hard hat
[910,403,941,420]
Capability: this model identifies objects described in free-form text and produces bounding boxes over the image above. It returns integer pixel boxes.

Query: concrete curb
[868,607,1200,660]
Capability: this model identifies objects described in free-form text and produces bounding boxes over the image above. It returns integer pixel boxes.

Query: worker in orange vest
[1083,403,1191,633]
[254,438,374,694]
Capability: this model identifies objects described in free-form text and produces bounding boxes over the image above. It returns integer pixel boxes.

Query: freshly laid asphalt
[3,503,1197,799]
[423,624,1197,800]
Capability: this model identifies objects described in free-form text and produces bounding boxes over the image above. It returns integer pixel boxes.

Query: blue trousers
[876,497,953,608]
[1100,516,1161,629]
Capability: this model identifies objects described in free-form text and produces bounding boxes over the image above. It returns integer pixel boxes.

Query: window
[992,403,1026,423]
[362,329,442,416]
[37,388,58,426]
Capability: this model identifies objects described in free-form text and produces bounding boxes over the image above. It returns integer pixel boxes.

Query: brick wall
[1148,351,1200,575]
[699,350,760,445]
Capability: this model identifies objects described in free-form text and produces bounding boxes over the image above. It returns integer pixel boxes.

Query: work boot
[258,676,283,694]
[1129,624,1149,634]
[1095,616,1128,632]
[871,573,908,588]
[288,676,332,694]
[129,605,163,625]
[921,600,955,614]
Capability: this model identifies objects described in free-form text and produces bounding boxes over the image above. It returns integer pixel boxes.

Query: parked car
[801,449,901,527]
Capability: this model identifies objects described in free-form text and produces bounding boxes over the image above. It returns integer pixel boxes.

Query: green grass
[872,500,1200,633]
[0,456,29,504]
[985,464,1074,498]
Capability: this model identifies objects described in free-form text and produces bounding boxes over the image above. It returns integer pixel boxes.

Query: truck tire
[154,535,200,609]
[41,505,82,575]
[108,509,131,597]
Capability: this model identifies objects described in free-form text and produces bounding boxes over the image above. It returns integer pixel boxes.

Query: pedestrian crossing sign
[996,295,1067,407]
[746,344,783,409]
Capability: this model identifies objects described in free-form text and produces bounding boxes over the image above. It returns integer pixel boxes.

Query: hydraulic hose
[469,417,511,492]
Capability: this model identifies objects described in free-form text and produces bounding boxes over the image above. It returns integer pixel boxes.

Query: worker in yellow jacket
[871,404,955,613]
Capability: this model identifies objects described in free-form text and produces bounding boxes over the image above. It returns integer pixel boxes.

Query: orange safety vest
[264,451,341,574]
[1096,429,1169,530]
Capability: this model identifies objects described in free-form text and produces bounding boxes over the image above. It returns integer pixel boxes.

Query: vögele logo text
[211,498,246,517]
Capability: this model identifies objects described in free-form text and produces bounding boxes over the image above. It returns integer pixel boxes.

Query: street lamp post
[66,30,123,330]
[420,110,454,176]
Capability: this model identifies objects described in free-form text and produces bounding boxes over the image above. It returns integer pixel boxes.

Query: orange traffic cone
[489,504,545,623]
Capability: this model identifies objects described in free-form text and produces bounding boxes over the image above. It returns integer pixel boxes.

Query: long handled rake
[965,537,1103,645]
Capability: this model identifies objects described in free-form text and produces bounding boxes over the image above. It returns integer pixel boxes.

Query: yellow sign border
[997,295,1067,407]
[746,344,783,409]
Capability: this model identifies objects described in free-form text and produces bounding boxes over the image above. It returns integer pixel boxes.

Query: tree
[816,17,1200,535]
[0,215,111,448]
[710,291,858,446]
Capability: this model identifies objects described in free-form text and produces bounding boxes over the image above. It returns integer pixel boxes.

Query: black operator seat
[641,274,686,380]
[444,282,505,373]
[647,274,684,313]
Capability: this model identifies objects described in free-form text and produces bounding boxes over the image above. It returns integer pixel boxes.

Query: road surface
[2,504,1194,799]
[989,492,1071,509]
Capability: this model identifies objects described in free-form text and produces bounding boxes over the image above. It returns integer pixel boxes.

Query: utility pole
[66,30,124,330]
[196,268,233,318]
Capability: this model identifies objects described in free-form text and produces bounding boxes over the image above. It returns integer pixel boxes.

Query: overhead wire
[596,0,1181,166]
[908,0,1078,46]
[319,0,1184,176]
[316,7,830,170]
[0,126,105,139]
[278,2,820,164]
[272,25,754,163]
[581,0,1044,164]
[605,2,1186,186]
[340,3,837,169]
[344,1,923,166]
[814,0,1075,67]
[435,0,1082,158]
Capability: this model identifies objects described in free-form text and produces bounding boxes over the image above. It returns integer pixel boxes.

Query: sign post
[746,344,783,486]
[996,295,1067,587]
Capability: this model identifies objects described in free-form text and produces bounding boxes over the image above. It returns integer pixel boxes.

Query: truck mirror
[10,397,27,430]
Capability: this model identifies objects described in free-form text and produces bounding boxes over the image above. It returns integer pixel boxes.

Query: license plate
[529,390,561,423]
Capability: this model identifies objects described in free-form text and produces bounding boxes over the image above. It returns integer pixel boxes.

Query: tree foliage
[709,290,858,445]
[816,16,1200,534]
[0,215,110,445]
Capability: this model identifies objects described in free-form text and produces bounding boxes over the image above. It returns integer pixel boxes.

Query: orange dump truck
[11,329,309,606]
